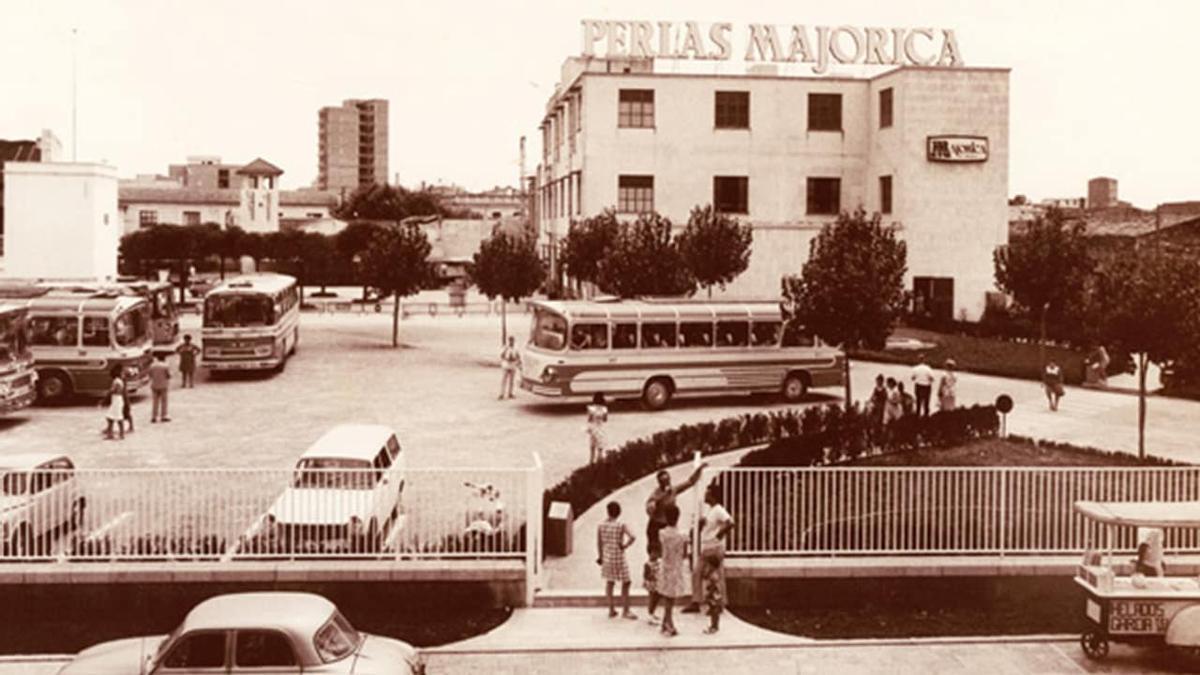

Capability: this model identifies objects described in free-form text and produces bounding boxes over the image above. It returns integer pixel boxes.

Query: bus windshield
[0,312,30,364]
[113,306,150,347]
[205,295,275,328]
[531,309,567,351]
[151,287,175,320]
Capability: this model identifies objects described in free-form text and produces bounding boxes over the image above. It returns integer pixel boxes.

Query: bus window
[613,323,638,350]
[531,310,566,351]
[716,321,749,347]
[750,322,781,347]
[570,324,608,350]
[30,316,78,347]
[82,316,111,347]
[782,329,816,347]
[114,307,149,347]
[641,323,677,348]
[679,322,714,348]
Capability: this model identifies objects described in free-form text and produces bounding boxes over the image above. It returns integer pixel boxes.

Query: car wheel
[641,378,673,411]
[69,497,87,531]
[36,371,71,404]
[782,373,809,402]
[1080,631,1109,660]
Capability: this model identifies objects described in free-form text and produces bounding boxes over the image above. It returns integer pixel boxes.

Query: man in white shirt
[683,486,734,618]
[911,358,935,417]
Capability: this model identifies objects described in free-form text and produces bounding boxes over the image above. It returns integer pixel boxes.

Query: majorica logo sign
[581,20,964,74]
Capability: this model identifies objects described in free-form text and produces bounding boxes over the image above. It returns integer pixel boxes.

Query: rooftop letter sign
[927,135,989,163]
[581,21,964,74]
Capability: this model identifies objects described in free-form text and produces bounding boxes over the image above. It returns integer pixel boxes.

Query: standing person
[103,366,126,440]
[1044,360,1065,411]
[149,353,171,423]
[645,464,706,558]
[898,382,914,417]
[698,486,733,634]
[586,393,609,464]
[938,359,958,411]
[911,358,935,417]
[1087,344,1111,387]
[869,374,888,423]
[882,377,902,424]
[656,504,688,637]
[596,501,637,620]
[176,334,201,388]
[498,336,520,399]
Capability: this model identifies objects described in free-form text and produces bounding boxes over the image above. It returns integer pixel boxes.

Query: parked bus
[520,299,845,410]
[0,303,38,413]
[2,287,154,403]
[38,279,179,353]
[202,274,300,371]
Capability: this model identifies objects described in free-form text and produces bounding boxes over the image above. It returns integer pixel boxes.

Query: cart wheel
[1081,631,1109,660]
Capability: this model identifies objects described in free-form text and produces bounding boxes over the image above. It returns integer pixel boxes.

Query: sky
[2,0,1198,208]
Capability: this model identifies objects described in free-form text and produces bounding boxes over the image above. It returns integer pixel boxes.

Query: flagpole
[72,27,78,161]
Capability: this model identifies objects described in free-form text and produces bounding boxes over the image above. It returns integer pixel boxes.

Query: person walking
[498,336,520,399]
[911,358,934,417]
[1044,360,1065,411]
[102,366,126,440]
[586,393,609,464]
[149,353,171,423]
[176,334,201,388]
[938,359,958,411]
[656,504,688,637]
[596,501,637,620]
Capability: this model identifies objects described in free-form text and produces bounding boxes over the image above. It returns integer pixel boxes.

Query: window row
[568,321,794,351]
[616,175,843,216]
[618,90,843,131]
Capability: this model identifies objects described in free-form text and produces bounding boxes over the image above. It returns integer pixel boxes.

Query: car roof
[0,453,70,470]
[301,424,397,460]
[183,592,335,634]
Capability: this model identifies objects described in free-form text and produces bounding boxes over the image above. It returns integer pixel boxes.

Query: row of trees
[559,205,753,298]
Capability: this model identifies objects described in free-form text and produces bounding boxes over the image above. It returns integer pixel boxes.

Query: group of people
[102,334,201,440]
[596,464,733,637]
[869,358,959,424]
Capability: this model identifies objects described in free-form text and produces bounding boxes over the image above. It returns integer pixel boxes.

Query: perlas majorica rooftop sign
[582,20,964,74]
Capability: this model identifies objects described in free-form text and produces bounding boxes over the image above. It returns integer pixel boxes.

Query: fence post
[998,468,1008,557]
[692,451,704,573]
[525,452,544,608]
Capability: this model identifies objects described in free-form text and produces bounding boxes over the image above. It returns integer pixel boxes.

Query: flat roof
[209,274,297,295]
[530,299,782,322]
[302,424,396,460]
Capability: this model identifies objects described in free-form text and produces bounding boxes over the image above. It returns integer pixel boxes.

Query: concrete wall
[120,202,234,233]
[2,162,119,279]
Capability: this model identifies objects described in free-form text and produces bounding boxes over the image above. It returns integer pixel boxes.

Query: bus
[15,287,153,403]
[0,303,38,413]
[202,274,300,371]
[520,299,845,410]
[38,279,179,353]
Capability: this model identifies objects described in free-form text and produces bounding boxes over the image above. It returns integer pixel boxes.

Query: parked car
[188,277,216,299]
[58,591,425,674]
[0,453,85,557]
[262,424,405,554]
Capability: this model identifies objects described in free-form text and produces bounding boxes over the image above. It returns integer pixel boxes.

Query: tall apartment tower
[317,99,389,192]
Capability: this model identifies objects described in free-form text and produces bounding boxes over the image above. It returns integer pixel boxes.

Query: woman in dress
[596,501,637,620]
[938,359,958,411]
[103,366,126,440]
[882,377,903,424]
[586,393,609,464]
[657,504,689,637]
[1043,360,1064,411]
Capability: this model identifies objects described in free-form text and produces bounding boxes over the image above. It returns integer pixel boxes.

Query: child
[657,504,688,637]
[102,365,126,440]
[176,334,201,388]
[586,393,609,464]
[596,501,637,620]
[644,551,662,625]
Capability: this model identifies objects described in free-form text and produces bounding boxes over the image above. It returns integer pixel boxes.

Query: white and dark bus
[202,274,300,371]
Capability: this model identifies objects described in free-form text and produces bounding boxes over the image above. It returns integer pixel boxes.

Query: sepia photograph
[2,0,1200,672]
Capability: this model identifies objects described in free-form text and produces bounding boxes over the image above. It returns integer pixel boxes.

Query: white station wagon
[264,425,405,554]
[58,591,425,674]
[1,452,85,557]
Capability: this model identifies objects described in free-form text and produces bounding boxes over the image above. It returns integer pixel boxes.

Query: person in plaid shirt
[596,501,637,620]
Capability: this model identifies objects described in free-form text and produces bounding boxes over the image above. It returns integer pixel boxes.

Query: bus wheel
[782,373,809,402]
[642,379,673,411]
[36,371,71,405]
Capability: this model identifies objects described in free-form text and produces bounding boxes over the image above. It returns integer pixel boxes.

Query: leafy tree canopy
[676,204,753,294]
[994,209,1093,326]
[473,229,545,303]
[560,209,619,285]
[596,212,696,298]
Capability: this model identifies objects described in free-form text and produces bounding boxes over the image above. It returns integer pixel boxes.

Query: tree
[559,209,619,289]
[993,210,1093,361]
[335,221,383,301]
[782,208,908,408]
[676,204,753,297]
[332,183,452,222]
[473,229,546,344]
[119,224,205,302]
[357,221,433,347]
[299,232,336,296]
[595,212,696,298]
[213,226,246,280]
[1092,250,1200,458]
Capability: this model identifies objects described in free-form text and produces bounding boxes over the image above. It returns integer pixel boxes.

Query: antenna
[71,27,78,161]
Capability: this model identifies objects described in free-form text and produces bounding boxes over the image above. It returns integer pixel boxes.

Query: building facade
[0,130,63,256]
[1088,177,1118,210]
[317,99,389,192]
[534,57,1009,321]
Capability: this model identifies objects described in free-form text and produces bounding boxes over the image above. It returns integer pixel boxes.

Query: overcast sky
[3,0,1197,208]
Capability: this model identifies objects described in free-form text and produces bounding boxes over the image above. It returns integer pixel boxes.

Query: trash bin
[545,501,574,557]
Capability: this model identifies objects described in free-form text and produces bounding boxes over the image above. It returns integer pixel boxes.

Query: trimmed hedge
[1004,435,1188,467]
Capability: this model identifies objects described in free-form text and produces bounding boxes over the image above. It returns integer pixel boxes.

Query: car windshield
[0,311,30,364]
[113,306,150,347]
[205,295,275,328]
[154,624,184,663]
[531,309,567,351]
[1,472,27,496]
[293,458,375,490]
[313,611,361,663]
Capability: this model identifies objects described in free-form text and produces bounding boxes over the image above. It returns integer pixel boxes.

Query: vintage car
[1,452,85,557]
[262,424,405,555]
[58,591,425,674]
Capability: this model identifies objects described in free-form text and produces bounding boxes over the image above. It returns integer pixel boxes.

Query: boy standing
[149,353,171,423]
[176,334,201,388]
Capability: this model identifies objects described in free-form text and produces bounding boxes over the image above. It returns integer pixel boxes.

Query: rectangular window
[680,322,714,348]
[808,93,842,131]
[714,91,750,129]
[618,89,654,128]
[617,175,654,213]
[570,323,608,350]
[751,321,781,348]
[640,323,677,348]
[613,323,638,349]
[183,211,201,226]
[879,87,894,128]
[218,169,230,189]
[880,176,893,214]
[716,321,749,347]
[806,178,841,215]
[713,176,749,215]
[30,316,78,347]
[138,210,158,227]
